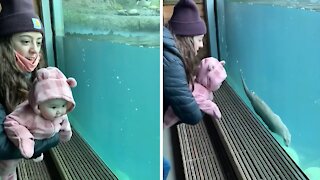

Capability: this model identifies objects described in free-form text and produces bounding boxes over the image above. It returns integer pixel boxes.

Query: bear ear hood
[29,67,77,114]
[67,77,77,88]
[195,57,227,91]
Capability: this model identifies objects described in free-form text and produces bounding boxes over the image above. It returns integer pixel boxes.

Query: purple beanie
[0,0,44,37]
[168,0,207,36]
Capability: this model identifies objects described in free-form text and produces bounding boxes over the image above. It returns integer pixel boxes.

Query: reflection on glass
[229,0,320,11]
[63,0,160,47]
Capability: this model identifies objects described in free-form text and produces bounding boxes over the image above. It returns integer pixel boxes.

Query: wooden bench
[17,158,54,180]
[177,82,308,180]
[49,130,118,180]
[17,129,117,180]
[177,119,236,179]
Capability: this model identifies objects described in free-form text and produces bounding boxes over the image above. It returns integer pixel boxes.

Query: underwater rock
[136,0,151,7]
[136,0,159,14]
[148,5,158,9]
[116,9,140,16]
[117,9,128,16]
[128,9,139,16]
[148,5,159,12]
[142,5,160,14]
[304,167,320,180]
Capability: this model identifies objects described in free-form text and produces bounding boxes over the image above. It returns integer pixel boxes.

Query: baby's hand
[59,130,72,142]
[213,110,222,119]
[19,138,35,158]
[208,91,214,101]
[212,104,222,119]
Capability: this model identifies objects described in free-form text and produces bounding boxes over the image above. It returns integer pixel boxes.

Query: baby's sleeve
[59,116,72,142]
[4,114,35,158]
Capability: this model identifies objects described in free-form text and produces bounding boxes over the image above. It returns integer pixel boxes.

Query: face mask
[15,51,40,72]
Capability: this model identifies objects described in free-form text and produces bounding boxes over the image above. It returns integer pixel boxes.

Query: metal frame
[40,0,55,66]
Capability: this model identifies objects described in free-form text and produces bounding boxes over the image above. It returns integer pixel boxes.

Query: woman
[163,0,206,127]
[163,0,207,179]
[0,0,59,163]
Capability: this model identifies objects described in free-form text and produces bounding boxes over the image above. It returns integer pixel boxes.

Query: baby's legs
[0,159,20,180]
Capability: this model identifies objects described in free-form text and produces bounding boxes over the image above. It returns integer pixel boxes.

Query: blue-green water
[60,35,160,180]
[217,0,320,177]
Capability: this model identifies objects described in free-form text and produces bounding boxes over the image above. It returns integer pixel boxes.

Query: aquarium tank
[51,0,160,179]
[215,0,320,179]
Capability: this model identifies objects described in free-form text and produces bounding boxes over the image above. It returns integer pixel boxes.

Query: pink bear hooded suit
[164,57,227,128]
[0,67,76,179]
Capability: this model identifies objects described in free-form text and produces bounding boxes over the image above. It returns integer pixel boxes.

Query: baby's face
[38,99,68,120]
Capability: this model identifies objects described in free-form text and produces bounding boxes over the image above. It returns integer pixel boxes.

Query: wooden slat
[176,82,308,179]
[49,130,118,180]
[220,88,281,179]
[177,120,232,179]
[211,82,308,180]
[17,159,52,180]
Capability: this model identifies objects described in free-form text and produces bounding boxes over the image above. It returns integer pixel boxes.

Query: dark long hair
[0,36,46,113]
[167,25,197,86]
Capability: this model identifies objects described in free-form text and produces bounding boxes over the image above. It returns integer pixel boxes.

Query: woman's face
[193,35,204,55]
[11,32,43,60]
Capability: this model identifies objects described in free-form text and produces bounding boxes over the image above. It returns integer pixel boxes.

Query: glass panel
[217,0,320,179]
[52,0,160,179]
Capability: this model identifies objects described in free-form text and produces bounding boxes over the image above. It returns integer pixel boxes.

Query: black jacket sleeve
[0,103,59,160]
[163,51,203,125]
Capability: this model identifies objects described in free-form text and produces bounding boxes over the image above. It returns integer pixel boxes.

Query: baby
[0,67,77,180]
[164,57,227,128]
[0,67,76,179]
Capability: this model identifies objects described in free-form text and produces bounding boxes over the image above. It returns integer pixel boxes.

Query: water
[217,0,320,178]
[62,35,160,180]
[55,1,160,179]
